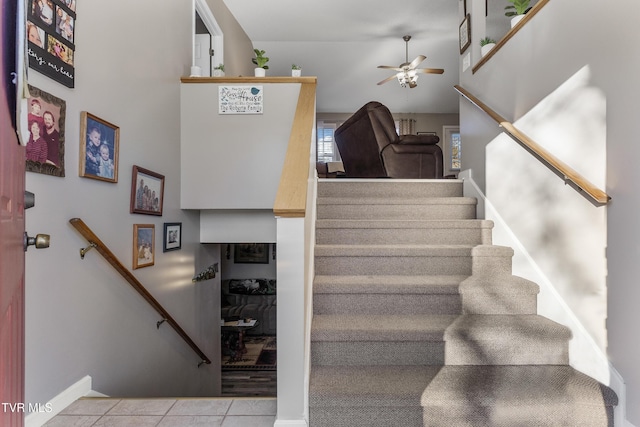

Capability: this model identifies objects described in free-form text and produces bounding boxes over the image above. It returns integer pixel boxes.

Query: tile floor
[43,397,276,427]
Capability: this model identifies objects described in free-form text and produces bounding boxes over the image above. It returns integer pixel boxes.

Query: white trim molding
[460,169,631,427]
[25,375,95,427]
[193,0,224,71]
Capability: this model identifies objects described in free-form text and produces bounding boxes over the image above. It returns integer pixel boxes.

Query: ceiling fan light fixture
[397,72,408,87]
[376,35,444,89]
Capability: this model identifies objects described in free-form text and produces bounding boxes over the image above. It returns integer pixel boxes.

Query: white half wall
[180,82,301,210]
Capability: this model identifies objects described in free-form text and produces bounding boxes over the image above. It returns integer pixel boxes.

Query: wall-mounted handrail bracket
[80,242,97,259]
[198,360,209,368]
[454,85,610,205]
[157,318,167,329]
[68,218,212,365]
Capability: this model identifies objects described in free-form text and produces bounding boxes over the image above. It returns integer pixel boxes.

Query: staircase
[309,179,617,427]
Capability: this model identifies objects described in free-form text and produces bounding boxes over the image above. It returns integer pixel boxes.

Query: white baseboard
[609,363,637,427]
[25,375,94,427]
[460,169,632,427]
[274,420,308,427]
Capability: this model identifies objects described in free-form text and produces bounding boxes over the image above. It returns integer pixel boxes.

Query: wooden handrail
[273,79,317,217]
[454,85,610,205]
[69,218,211,366]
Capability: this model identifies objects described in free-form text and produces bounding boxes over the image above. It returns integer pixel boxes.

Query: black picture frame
[234,243,269,264]
[26,84,65,177]
[27,0,76,88]
[163,222,182,252]
[459,14,471,54]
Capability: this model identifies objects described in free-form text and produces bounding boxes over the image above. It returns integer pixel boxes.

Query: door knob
[24,232,50,251]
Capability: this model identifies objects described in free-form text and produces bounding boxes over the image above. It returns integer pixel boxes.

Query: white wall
[459,0,640,424]
[23,0,254,408]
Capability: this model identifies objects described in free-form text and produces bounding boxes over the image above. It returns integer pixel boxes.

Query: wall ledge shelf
[181,76,317,84]
[472,0,550,74]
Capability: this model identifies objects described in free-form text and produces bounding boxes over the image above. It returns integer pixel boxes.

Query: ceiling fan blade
[377,65,403,71]
[377,75,398,85]
[415,68,445,74]
[408,55,427,69]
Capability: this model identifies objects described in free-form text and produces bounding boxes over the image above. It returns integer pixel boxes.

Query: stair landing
[43,397,276,427]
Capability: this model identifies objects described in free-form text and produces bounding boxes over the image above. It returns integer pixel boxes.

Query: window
[316,121,341,163]
[451,132,461,170]
[443,126,461,173]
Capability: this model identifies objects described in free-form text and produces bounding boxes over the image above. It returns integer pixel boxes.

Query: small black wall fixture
[193,262,219,283]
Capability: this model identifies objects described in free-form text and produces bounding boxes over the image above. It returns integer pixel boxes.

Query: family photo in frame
[26,85,65,177]
[79,111,119,183]
[130,165,165,216]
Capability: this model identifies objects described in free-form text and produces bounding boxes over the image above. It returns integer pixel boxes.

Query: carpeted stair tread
[459,275,540,315]
[421,365,617,406]
[317,196,477,206]
[313,274,466,294]
[444,314,572,341]
[444,315,571,365]
[316,219,493,229]
[312,314,458,341]
[460,274,540,294]
[310,365,441,407]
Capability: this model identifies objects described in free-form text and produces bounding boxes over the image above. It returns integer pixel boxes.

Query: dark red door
[1,0,26,425]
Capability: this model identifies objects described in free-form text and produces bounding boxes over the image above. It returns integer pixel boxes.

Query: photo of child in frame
[80,111,119,183]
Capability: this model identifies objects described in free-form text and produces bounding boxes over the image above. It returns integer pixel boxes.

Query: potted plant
[252,49,269,77]
[505,0,531,28]
[291,64,302,77]
[213,63,225,77]
[480,37,497,57]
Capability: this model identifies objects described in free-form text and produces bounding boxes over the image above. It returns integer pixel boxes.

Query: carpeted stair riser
[317,198,477,221]
[311,407,424,427]
[315,244,514,277]
[315,253,469,276]
[317,180,463,198]
[444,315,571,365]
[313,274,465,315]
[311,341,445,366]
[313,292,461,315]
[311,314,457,366]
[460,275,539,315]
[421,366,618,427]
[315,219,494,245]
[314,245,475,276]
[423,404,614,427]
[310,365,441,427]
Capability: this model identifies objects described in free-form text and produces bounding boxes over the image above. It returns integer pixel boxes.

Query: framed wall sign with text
[27,0,77,88]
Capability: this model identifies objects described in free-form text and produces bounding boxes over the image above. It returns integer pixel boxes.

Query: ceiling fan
[377,35,444,89]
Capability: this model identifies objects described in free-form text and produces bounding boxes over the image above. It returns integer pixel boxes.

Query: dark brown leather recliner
[335,101,443,179]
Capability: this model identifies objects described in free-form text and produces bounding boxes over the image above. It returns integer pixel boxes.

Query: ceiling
[222,0,461,114]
